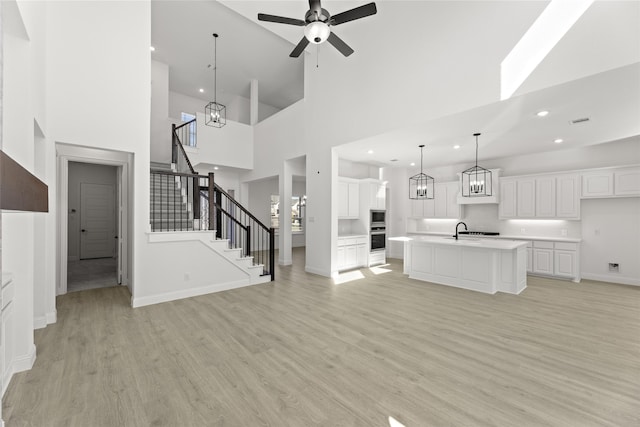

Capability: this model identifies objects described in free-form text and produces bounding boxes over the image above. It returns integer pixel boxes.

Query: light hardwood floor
[3,248,640,426]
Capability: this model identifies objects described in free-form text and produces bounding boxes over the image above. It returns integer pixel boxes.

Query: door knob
[81,229,86,232]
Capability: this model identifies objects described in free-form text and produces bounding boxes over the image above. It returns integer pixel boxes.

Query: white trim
[46,310,57,325]
[146,230,215,243]
[305,265,331,277]
[581,273,640,287]
[3,345,37,395]
[131,279,257,308]
[34,316,47,330]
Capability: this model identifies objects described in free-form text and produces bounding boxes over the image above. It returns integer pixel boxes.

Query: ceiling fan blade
[331,2,377,26]
[327,32,354,57]
[290,37,310,58]
[258,13,305,26]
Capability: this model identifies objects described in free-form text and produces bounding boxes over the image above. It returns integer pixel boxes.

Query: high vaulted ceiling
[154,1,640,168]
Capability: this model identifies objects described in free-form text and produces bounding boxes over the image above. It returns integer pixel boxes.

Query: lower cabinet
[529,240,579,282]
[337,236,368,271]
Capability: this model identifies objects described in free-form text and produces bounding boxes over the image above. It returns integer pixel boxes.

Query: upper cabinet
[338,179,360,219]
[581,166,640,198]
[499,173,580,220]
[410,181,460,219]
[368,182,386,210]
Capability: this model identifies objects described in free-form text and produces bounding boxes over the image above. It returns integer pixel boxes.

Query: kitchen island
[390,235,528,294]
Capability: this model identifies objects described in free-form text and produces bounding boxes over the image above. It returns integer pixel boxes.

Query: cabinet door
[410,199,423,218]
[533,248,554,275]
[556,174,580,219]
[356,244,368,267]
[499,180,517,218]
[581,172,613,198]
[536,176,556,217]
[424,198,435,218]
[348,182,359,217]
[338,182,349,218]
[434,183,447,218]
[614,167,640,196]
[345,245,358,268]
[526,248,533,273]
[376,184,386,209]
[517,178,536,217]
[337,246,346,270]
[554,250,576,278]
[446,182,461,219]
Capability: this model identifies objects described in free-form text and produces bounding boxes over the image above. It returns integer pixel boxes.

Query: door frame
[57,144,131,295]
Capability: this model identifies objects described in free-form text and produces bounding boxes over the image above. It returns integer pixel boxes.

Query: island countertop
[389,235,529,250]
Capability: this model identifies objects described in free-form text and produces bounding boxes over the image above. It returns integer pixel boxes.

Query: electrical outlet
[595,229,600,236]
[561,229,568,236]
[184,273,190,281]
[520,228,526,234]
[609,263,619,273]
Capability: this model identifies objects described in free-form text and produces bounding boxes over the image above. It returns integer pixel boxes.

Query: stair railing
[154,119,275,280]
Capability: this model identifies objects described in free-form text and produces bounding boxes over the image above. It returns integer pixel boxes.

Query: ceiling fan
[258,0,377,58]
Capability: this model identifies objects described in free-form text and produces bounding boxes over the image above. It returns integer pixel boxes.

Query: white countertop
[390,235,529,250]
[338,234,368,239]
[405,231,581,243]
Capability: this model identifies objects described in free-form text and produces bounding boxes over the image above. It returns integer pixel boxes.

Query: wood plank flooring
[3,248,640,426]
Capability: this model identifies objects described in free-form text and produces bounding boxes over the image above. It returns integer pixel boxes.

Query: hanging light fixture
[205,33,226,128]
[461,133,492,197]
[409,145,434,200]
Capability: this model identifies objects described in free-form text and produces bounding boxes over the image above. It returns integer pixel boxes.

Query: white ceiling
[151,1,304,109]
[155,1,640,168]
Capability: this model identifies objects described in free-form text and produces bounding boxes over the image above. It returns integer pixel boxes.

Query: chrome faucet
[454,222,467,240]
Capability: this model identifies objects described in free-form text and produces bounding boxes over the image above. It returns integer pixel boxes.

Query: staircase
[150,162,194,231]
[148,120,275,282]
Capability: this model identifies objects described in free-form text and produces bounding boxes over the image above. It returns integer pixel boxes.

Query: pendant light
[461,133,492,197]
[409,145,434,200]
[205,33,226,128]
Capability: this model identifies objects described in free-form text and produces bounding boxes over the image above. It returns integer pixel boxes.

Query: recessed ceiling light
[554,138,563,144]
[214,166,219,170]
[536,110,549,117]
[199,88,204,93]
[410,162,416,167]
[390,159,398,162]
[367,150,374,154]
[453,145,461,150]
[150,46,155,52]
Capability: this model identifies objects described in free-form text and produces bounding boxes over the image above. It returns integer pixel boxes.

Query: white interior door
[80,183,116,259]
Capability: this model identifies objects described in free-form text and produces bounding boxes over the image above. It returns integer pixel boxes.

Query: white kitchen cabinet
[517,178,536,217]
[369,183,386,210]
[499,179,517,218]
[433,181,461,219]
[614,167,640,196]
[533,241,554,275]
[535,176,556,217]
[525,241,533,273]
[434,183,447,218]
[554,250,577,278]
[581,171,614,198]
[409,197,434,218]
[337,236,368,271]
[556,174,580,219]
[338,180,359,219]
[446,181,461,219]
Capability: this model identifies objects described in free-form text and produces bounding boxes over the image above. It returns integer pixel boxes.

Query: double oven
[370,210,386,252]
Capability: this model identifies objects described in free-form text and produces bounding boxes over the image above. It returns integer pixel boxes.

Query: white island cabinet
[391,236,528,295]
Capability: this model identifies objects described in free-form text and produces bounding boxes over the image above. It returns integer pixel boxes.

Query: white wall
[45,1,151,303]
[581,198,640,285]
[67,162,118,261]
[151,60,171,163]
[227,94,281,124]
[338,159,379,180]
[190,112,253,170]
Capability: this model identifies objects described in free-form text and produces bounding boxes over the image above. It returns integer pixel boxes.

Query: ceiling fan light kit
[461,133,492,197]
[258,0,377,58]
[205,33,226,128]
[409,144,435,200]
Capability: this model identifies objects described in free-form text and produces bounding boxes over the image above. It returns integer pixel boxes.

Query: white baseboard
[3,345,37,396]
[132,279,257,308]
[581,273,640,286]
[46,310,57,324]
[305,265,331,277]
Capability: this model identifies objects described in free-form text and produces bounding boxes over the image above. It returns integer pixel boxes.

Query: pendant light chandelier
[205,33,226,128]
[461,133,492,197]
[409,145,434,200]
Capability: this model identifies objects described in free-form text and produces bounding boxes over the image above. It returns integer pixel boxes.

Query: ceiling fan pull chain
[316,44,319,68]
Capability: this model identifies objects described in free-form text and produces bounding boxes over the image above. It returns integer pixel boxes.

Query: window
[270,195,306,232]
[180,112,197,147]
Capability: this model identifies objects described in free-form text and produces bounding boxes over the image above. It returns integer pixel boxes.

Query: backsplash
[410,204,582,238]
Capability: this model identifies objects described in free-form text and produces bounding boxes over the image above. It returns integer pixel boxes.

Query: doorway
[67,162,119,292]
[57,144,131,297]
